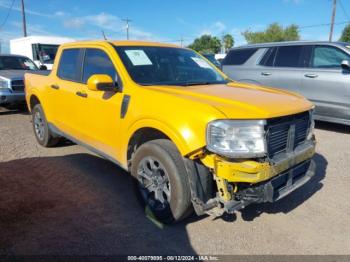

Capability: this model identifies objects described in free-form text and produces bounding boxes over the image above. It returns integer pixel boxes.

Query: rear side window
[222,48,258,66]
[82,49,117,83]
[274,46,303,67]
[57,49,82,81]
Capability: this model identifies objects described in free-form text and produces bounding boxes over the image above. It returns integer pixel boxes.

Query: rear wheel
[32,104,59,147]
[131,139,192,224]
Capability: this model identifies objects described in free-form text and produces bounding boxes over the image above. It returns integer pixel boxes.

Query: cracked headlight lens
[307,110,315,140]
[206,120,266,158]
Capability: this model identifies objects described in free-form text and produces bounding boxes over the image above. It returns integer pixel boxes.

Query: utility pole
[122,18,132,40]
[329,0,337,42]
[180,36,184,47]
[221,33,225,54]
[21,0,27,37]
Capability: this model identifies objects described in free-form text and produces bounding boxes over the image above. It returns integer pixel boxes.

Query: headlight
[206,120,267,158]
[307,110,315,140]
[0,78,10,91]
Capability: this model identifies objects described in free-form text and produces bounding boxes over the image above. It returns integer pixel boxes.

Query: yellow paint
[200,142,315,184]
[215,177,232,201]
[87,74,113,91]
[25,40,314,172]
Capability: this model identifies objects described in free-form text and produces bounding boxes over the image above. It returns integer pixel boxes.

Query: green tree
[188,34,222,53]
[243,23,300,44]
[339,24,350,42]
[223,34,234,53]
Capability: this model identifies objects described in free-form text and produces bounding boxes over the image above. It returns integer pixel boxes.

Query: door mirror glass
[39,65,47,70]
[87,74,116,91]
[341,60,350,70]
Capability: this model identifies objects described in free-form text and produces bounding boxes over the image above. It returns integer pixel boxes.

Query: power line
[300,20,348,29]
[0,0,16,31]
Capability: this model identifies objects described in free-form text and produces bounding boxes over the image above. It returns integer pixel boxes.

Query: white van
[10,36,75,70]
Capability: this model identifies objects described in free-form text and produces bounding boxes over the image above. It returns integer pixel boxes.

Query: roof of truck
[230,41,350,50]
[61,40,181,48]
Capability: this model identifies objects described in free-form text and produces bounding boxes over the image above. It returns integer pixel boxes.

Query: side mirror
[341,60,350,70]
[87,74,117,92]
[39,65,47,70]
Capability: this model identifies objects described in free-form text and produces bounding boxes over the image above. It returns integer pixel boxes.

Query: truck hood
[146,82,313,119]
[0,70,30,80]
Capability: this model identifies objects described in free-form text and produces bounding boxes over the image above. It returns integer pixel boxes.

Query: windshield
[343,43,350,50]
[0,56,38,70]
[203,54,221,67]
[114,46,228,86]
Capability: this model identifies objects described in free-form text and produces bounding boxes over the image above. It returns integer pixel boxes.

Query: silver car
[222,41,350,125]
[0,54,42,107]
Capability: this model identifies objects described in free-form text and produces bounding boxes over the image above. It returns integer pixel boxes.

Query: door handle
[261,72,271,76]
[304,74,318,78]
[50,84,59,90]
[76,91,88,98]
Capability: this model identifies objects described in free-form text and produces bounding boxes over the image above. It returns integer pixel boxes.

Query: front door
[71,47,124,159]
[301,45,350,122]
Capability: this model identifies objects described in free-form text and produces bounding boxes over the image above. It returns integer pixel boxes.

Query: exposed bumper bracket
[223,159,316,213]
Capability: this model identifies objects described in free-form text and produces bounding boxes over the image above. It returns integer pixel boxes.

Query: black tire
[32,104,59,147]
[130,139,192,224]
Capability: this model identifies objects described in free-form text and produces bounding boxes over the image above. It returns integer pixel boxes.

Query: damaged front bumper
[223,159,316,213]
[189,139,316,216]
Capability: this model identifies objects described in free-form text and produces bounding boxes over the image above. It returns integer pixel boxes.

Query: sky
[0,0,349,52]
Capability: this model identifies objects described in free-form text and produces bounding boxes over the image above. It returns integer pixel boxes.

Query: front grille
[11,80,24,92]
[267,111,310,158]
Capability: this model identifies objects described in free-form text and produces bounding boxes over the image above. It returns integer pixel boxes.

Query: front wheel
[130,139,192,224]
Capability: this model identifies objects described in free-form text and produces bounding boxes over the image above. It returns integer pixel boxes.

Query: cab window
[311,46,350,68]
[82,49,117,83]
[57,49,82,81]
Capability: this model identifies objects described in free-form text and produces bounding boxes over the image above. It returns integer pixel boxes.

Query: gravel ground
[0,107,349,255]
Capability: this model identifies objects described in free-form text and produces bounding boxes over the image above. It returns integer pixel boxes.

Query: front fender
[121,118,207,166]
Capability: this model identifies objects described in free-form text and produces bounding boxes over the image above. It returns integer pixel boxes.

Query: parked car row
[222,41,350,126]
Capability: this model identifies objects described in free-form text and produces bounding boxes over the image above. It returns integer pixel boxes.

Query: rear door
[51,48,85,135]
[300,45,350,122]
[257,45,306,93]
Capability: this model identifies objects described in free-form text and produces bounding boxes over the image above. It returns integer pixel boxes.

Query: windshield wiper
[182,81,228,86]
[182,81,214,86]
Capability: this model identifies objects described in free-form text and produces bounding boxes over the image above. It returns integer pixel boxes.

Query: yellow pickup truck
[25,40,316,223]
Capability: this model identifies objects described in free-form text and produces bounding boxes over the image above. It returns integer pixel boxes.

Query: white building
[10,36,75,69]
